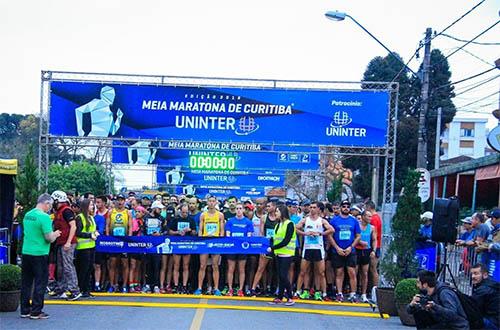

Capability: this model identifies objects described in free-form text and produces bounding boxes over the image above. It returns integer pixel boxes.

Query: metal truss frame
[39,71,397,215]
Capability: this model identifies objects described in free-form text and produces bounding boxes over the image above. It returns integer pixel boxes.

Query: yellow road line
[44,300,389,319]
[91,292,373,308]
[189,298,207,330]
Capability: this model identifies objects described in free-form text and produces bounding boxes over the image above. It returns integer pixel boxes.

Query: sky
[2,0,498,190]
[1,0,499,128]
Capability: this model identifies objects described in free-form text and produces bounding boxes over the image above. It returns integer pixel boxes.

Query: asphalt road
[1,294,410,330]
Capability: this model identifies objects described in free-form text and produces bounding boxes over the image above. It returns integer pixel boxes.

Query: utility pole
[417,28,432,169]
[433,107,442,203]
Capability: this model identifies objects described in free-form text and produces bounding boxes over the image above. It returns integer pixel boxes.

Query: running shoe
[249,289,257,297]
[265,287,272,297]
[58,291,69,299]
[47,290,59,297]
[67,292,82,301]
[107,286,115,293]
[227,289,234,297]
[299,290,310,300]
[213,289,222,296]
[335,293,344,302]
[360,294,370,303]
[153,286,160,294]
[166,285,173,294]
[81,292,94,298]
[323,295,333,302]
[194,288,203,296]
[292,292,300,300]
[221,286,229,295]
[267,298,282,305]
[20,313,31,318]
[142,284,151,293]
[30,312,50,319]
[314,291,323,301]
[122,286,128,293]
[347,293,358,303]
[94,285,101,292]
[237,290,244,297]
[284,299,295,306]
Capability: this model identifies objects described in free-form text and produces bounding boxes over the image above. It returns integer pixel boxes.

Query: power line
[441,32,500,46]
[454,73,500,92]
[435,67,497,90]
[390,45,422,82]
[456,91,500,109]
[431,0,487,41]
[459,48,497,67]
[443,20,500,60]
[454,74,500,97]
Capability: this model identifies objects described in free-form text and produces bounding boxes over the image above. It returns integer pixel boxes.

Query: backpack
[436,285,484,330]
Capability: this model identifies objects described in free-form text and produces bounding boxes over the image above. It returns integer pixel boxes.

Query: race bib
[205,223,218,236]
[113,227,126,237]
[232,232,244,237]
[306,235,319,244]
[266,228,275,238]
[146,218,161,235]
[339,229,351,240]
[178,222,190,231]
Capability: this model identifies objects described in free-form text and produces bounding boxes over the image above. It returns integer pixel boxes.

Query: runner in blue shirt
[329,200,361,302]
[225,203,253,297]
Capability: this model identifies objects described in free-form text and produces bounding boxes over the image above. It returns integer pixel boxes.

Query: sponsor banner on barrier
[415,242,437,272]
[50,81,390,147]
[112,141,319,170]
[172,185,268,199]
[96,235,269,254]
[157,169,284,187]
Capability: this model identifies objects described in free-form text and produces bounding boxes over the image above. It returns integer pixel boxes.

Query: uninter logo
[326,111,367,137]
[331,100,362,107]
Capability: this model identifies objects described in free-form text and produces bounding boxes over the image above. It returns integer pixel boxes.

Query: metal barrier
[438,244,479,295]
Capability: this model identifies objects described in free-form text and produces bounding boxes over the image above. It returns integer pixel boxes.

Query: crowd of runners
[21,191,383,304]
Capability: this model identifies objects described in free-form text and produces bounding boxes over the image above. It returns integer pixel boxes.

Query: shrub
[380,170,421,286]
[0,264,22,291]
[394,278,419,305]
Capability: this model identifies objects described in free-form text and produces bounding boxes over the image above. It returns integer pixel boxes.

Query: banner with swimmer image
[49,81,390,147]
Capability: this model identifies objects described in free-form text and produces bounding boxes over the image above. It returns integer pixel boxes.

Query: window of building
[460,128,474,137]
[459,141,474,148]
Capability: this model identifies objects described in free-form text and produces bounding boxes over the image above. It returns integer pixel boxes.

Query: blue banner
[50,81,390,147]
[415,242,437,271]
[172,185,269,199]
[157,169,284,187]
[112,141,319,171]
[96,235,270,254]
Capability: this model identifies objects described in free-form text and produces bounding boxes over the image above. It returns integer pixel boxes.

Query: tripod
[436,244,458,288]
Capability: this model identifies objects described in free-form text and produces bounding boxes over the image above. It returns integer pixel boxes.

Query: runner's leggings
[276,256,292,300]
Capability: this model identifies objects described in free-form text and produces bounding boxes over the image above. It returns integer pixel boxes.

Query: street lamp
[324,10,417,78]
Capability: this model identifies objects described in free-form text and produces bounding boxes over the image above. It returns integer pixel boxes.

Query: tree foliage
[380,170,422,286]
[48,161,110,195]
[15,145,44,220]
[347,50,455,199]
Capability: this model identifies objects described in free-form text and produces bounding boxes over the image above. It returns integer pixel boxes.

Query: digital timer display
[189,155,236,170]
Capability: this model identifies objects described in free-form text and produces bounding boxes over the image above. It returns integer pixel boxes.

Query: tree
[48,161,111,195]
[346,50,456,199]
[380,170,421,286]
[15,145,44,220]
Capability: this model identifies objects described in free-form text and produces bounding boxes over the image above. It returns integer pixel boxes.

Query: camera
[417,289,433,308]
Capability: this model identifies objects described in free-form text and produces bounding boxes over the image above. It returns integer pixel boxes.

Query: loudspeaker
[432,197,459,244]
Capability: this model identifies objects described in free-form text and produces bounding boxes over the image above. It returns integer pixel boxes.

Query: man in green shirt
[21,193,61,320]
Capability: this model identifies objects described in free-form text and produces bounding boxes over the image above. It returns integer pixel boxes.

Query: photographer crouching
[407,270,469,330]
